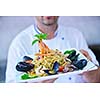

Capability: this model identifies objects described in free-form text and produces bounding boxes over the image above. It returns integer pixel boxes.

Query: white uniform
[6,24,98,83]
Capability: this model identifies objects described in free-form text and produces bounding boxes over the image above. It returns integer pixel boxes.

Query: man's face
[35,16,59,26]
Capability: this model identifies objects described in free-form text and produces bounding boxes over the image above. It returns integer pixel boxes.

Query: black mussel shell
[16,62,34,72]
[71,53,80,62]
[23,56,33,62]
[67,50,76,60]
[73,59,87,70]
[53,61,60,72]
[43,70,57,75]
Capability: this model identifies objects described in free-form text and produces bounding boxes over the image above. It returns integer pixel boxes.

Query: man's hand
[79,49,100,83]
[41,78,58,83]
[80,49,92,61]
[80,67,100,83]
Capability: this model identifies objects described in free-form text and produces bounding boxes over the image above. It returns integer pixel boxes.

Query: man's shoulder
[18,24,34,36]
[10,25,34,47]
[14,25,34,39]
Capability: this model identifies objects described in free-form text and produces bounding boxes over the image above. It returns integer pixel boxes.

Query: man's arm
[81,67,100,83]
[6,42,21,82]
[6,38,24,83]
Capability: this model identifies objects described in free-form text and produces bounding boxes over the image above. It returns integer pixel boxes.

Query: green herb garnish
[21,74,39,80]
[32,33,48,45]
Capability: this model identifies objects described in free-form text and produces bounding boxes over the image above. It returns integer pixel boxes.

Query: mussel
[43,61,60,75]
[67,50,76,59]
[23,56,33,63]
[53,61,60,72]
[43,70,57,75]
[16,62,34,72]
[73,59,87,70]
[71,53,80,62]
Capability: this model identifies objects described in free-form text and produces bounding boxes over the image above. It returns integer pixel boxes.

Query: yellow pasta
[30,49,71,76]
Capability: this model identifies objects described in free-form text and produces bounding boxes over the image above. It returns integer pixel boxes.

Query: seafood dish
[16,33,97,82]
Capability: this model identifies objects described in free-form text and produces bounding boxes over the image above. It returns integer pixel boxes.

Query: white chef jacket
[6,24,98,83]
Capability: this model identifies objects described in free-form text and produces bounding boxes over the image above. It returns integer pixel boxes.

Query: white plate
[16,49,98,83]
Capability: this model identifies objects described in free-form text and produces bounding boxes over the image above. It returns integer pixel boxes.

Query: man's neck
[37,23,58,39]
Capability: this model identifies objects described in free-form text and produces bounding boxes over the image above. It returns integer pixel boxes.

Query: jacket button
[69,77,72,80]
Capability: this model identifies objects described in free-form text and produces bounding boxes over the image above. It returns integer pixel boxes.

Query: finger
[41,78,58,83]
[80,49,92,61]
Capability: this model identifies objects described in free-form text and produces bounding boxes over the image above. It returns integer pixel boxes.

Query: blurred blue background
[0,16,100,82]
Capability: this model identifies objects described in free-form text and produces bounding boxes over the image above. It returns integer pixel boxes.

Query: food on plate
[16,33,87,80]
